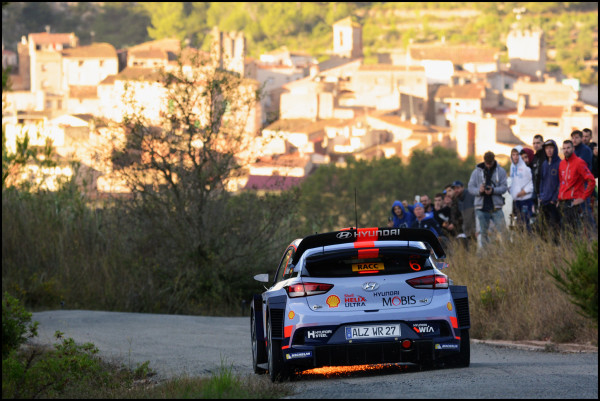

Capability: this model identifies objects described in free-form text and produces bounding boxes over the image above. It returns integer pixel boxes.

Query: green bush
[2,330,147,399]
[548,240,598,322]
[2,292,38,360]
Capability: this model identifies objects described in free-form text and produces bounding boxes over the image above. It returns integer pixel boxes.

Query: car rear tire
[267,315,289,382]
[251,307,267,374]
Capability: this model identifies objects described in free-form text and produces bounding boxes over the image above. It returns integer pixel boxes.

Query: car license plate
[352,262,384,272]
[345,324,401,340]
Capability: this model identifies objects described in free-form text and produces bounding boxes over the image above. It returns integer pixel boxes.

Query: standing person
[509,147,534,231]
[433,192,452,238]
[582,128,593,147]
[420,194,434,214]
[441,187,457,237]
[453,180,476,246]
[448,181,464,239]
[589,142,598,179]
[571,130,593,172]
[410,202,442,237]
[468,151,508,247]
[538,139,562,239]
[387,200,415,229]
[558,140,596,234]
[531,134,545,209]
[571,130,597,230]
[519,147,535,169]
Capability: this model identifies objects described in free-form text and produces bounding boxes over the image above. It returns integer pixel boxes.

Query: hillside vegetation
[1,2,597,84]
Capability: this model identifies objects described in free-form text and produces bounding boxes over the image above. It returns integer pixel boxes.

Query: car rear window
[304,248,433,278]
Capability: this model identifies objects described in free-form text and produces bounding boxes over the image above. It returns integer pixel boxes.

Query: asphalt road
[31,310,598,399]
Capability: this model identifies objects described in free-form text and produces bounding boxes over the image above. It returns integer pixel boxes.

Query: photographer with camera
[468,151,508,248]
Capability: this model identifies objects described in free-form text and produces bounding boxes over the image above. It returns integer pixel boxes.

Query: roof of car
[291,227,445,265]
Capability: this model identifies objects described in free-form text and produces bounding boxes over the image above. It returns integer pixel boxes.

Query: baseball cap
[414,202,424,209]
[451,180,464,188]
[543,140,554,147]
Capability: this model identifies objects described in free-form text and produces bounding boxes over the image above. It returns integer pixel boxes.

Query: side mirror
[254,273,269,283]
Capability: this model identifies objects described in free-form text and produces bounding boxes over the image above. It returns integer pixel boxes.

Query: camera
[485,185,492,191]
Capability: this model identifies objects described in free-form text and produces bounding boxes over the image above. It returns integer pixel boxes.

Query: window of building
[78,60,84,67]
[545,121,559,127]
[41,64,47,72]
[99,60,104,67]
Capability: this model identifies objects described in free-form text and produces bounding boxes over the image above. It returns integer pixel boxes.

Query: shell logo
[447,302,453,311]
[288,311,295,320]
[326,295,340,308]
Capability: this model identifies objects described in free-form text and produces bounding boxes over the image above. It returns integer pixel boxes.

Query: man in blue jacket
[538,139,561,237]
[410,202,442,237]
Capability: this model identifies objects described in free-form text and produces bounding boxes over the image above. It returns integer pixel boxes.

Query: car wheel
[445,328,470,368]
[250,308,267,374]
[267,314,288,382]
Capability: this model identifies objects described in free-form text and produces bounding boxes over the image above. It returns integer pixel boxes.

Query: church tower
[506,28,546,78]
[332,17,363,59]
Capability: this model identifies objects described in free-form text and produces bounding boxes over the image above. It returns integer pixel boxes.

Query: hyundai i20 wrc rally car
[250,227,470,382]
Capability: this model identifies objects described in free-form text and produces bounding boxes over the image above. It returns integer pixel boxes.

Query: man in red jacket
[558,139,596,233]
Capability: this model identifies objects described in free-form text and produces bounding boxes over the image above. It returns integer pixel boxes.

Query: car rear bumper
[284,337,460,368]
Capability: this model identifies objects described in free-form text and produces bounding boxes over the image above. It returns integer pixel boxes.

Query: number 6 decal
[409,260,421,271]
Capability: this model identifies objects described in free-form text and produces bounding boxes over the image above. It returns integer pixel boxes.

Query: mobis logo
[382,295,416,306]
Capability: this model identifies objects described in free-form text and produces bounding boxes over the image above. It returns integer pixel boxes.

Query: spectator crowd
[387,129,598,250]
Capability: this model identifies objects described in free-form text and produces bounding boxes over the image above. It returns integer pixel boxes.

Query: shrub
[2,292,38,360]
[548,240,598,322]
[1,330,154,399]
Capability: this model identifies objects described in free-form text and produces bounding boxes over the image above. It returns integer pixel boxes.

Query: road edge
[472,338,598,353]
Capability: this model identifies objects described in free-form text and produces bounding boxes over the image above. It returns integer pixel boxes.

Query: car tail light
[285,282,334,298]
[406,274,449,289]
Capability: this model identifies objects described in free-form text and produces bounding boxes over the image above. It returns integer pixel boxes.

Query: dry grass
[446,229,597,344]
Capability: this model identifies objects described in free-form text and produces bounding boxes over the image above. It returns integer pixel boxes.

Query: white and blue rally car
[250,227,470,381]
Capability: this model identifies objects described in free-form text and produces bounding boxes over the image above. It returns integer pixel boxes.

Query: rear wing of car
[291,227,446,265]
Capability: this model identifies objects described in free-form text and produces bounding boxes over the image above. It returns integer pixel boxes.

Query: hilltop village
[2,17,598,196]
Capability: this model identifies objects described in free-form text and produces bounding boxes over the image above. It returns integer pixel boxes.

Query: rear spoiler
[291,227,446,265]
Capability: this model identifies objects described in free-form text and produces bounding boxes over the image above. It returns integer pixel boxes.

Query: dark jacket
[532,148,545,197]
[390,200,414,228]
[591,143,598,178]
[449,196,463,235]
[457,189,476,237]
[539,140,561,205]
[574,142,593,172]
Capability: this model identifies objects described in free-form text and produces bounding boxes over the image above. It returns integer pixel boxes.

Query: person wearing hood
[519,147,535,168]
[510,146,534,231]
[387,200,415,228]
[468,151,508,247]
[538,139,562,238]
